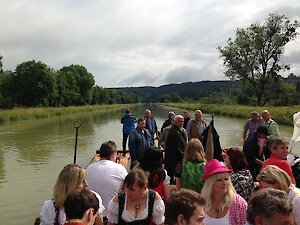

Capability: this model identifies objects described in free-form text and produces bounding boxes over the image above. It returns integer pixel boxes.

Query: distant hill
[117,80,239,102]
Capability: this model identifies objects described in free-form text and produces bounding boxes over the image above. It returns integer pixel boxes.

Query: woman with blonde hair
[257,165,300,224]
[39,164,105,225]
[201,159,247,225]
[175,138,206,192]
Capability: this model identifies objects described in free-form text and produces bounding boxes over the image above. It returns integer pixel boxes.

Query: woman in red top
[140,147,171,203]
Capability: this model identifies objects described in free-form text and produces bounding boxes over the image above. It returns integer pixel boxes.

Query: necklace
[135,204,140,218]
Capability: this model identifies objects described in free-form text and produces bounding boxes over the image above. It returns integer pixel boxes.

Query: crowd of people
[36,108,300,225]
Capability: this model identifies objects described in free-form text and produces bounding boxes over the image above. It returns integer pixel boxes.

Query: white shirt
[39,190,104,225]
[87,160,128,217]
[289,184,300,225]
[205,210,229,225]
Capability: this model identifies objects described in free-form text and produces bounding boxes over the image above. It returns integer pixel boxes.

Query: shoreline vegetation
[162,103,300,126]
[0,104,133,124]
[1,102,299,126]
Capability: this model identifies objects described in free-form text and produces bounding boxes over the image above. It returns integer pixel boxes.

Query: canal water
[0,104,296,225]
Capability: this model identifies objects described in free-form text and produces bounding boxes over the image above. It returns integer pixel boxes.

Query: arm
[270,121,280,137]
[242,128,247,143]
[152,192,165,225]
[163,183,171,203]
[128,132,137,161]
[175,177,181,190]
[94,214,104,225]
[107,195,119,225]
[186,120,192,140]
[281,161,296,185]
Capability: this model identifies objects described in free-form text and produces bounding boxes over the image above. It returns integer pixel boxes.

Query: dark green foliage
[59,65,95,105]
[0,57,139,108]
[120,81,238,102]
[12,60,57,107]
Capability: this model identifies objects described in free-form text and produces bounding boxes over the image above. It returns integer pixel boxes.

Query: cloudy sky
[1,0,300,87]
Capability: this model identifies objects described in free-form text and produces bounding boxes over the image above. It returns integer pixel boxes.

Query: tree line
[0,58,139,108]
[121,76,300,106]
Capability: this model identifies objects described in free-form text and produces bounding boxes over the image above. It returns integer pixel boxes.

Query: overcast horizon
[1,0,300,88]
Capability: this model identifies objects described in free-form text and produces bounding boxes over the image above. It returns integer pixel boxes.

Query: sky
[1,0,300,88]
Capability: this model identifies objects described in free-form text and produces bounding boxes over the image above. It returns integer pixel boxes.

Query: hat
[202,159,232,181]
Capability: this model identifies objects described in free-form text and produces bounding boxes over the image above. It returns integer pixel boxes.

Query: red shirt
[262,154,295,181]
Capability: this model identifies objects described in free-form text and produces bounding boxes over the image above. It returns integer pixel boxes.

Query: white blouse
[107,191,165,225]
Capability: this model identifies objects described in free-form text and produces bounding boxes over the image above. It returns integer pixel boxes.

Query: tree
[13,60,56,107]
[219,13,299,106]
[59,65,95,105]
[0,55,3,73]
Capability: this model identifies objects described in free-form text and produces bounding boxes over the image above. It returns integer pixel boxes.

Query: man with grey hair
[144,109,159,140]
[165,115,188,184]
[262,110,280,137]
[243,111,264,143]
[159,114,175,149]
[186,109,207,142]
[246,188,293,225]
[262,136,296,184]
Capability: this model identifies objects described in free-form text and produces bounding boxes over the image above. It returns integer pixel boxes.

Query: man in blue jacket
[121,109,136,155]
[129,117,153,169]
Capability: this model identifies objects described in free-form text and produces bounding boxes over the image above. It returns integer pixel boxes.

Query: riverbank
[0,104,133,123]
[163,103,300,126]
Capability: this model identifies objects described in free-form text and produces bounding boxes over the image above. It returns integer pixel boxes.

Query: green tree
[59,65,95,105]
[219,13,299,106]
[0,70,14,108]
[13,60,56,107]
[0,55,3,73]
[56,70,82,106]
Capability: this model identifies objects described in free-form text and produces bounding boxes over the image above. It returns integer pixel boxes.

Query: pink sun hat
[202,159,232,181]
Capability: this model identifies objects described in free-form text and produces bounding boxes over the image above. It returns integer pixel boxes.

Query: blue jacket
[129,128,153,161]
[121,113,136,135]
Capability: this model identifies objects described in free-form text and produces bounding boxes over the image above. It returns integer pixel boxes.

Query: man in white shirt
[87,141,128,220]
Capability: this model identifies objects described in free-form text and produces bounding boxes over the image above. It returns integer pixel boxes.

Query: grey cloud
[164,65,224,84]
[117,70,163,87]
[1,0,300,87]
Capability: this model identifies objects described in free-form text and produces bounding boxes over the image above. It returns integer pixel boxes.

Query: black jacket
[165,126,187,165]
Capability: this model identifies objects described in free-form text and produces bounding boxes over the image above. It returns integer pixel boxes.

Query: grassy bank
[0,104,132,123]
[163,103,300,126]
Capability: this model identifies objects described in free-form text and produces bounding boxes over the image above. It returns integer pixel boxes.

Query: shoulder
[154,191,161,201]
[116,164,128,176]
[231,193,248,208]
[41,199,55,211]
